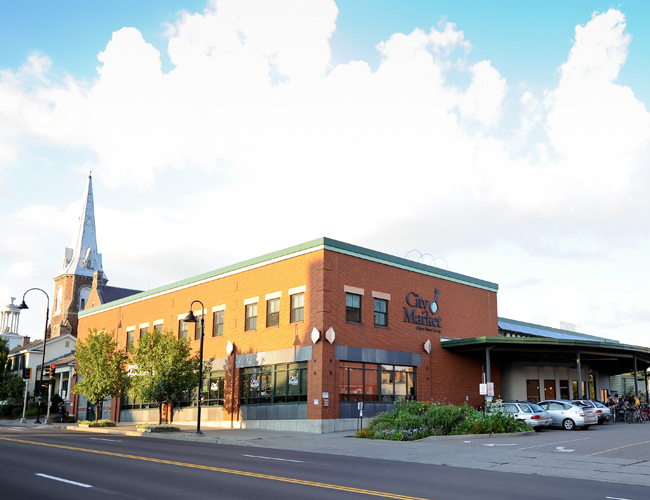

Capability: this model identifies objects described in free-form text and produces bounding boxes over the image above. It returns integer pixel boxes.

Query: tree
[129,330,212,425]
[72,329,130,421]
[0,338,25,404]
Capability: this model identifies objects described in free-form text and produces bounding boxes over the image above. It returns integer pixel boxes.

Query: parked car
[499,401,552,430]
[572,400,612,424]
[538,400,598,430]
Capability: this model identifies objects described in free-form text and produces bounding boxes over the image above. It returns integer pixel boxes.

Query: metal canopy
[441,332,650,376]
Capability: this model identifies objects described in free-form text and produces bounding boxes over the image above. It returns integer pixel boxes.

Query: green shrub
[1,404,16,417]
[357,399,531,441]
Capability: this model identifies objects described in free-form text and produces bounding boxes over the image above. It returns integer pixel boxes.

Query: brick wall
[77,245,499,420]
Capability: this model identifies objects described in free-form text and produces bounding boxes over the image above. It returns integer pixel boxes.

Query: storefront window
[204,371,225,406]
[341,362,415,403]
[240,363,308,405]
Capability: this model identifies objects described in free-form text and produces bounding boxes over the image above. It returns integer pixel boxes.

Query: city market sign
[403,290,441,332]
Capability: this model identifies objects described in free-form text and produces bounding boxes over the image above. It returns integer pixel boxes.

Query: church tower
[50,173,107,338]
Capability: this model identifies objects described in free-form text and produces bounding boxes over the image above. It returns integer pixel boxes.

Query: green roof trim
[321,238,498,292]
[80,237,497,317]
[441,335,650,355]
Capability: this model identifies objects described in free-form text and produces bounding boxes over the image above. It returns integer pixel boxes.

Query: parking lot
[461,420,650,462]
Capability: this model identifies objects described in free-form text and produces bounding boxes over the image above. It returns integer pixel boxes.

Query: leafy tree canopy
[0,338,25,403]
[72,329,130,421]
[129,330,212,424]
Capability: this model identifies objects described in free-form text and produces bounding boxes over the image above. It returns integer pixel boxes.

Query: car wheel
[562,418,575,430]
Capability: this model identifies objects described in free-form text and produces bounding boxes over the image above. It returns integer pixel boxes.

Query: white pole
[46,383,52,423]
[20,379,28,423]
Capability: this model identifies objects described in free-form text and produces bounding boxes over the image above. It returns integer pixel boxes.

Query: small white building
[8,334,76,411]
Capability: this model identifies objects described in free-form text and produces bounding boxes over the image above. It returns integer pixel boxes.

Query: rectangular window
[374,298,388,327]
[213,310,224,337]
[340,362,415,403]
[178,320,188,340]
[239,363,308,405]
[204,371,225,406]
[153,322,163,333]
[194,314,204,341]
[526,379,540,402]
[126,330,135,352]
[290,293,304,323]
[266,298,280,327]
[245,303,257,331]
[139,327,148,338]
[346,293,362,323]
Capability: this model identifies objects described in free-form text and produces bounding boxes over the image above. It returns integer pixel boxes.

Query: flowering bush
[356,399,530,441]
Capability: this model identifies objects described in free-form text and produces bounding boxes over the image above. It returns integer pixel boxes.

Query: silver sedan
[538,400,598,430]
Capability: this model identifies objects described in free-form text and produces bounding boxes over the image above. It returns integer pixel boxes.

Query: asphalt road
[1,425,649,500]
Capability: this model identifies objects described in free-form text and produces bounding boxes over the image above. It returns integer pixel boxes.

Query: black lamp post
[183,300,205,436]
[18,288,50,425]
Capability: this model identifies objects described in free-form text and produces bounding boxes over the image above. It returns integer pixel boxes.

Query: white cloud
[2,2,650,346]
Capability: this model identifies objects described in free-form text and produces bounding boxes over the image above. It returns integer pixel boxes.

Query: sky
[2,0,649,347]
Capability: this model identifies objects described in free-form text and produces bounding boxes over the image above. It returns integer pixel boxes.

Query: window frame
[374,298,388,327]
[346,293,362,323]
[245,303,258,332]
[290,292,304,323]
[178,319,188,340]
[266,298,280,328]
[126,329,135,353]
[194,314,204,341]
[212,310,224,337]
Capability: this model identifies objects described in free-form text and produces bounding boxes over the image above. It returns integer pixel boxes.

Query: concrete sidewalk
[4,418,650,487]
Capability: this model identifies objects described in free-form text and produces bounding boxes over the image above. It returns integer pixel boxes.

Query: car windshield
[528,403,544,412]
[593,401,607,408]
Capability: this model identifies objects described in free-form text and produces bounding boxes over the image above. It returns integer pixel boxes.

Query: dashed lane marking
[1,436,430,500]
[36,473,92,488]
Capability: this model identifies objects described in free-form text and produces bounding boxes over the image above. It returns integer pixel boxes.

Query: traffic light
[22,367,31,380]
[49,364,56,377]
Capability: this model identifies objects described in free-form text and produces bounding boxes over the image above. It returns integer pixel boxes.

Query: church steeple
[51,173,107,338]
[57,172,104,279]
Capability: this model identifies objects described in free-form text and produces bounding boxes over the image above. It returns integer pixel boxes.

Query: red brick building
[74,237,500,431]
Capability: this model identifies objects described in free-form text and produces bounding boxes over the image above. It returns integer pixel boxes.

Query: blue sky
[2,0,650,347]
[5,1,650,102]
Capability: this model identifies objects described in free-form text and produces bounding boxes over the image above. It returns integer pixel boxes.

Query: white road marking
[555,446,574,452]
[36,473,92,488]
[517,437,589,450]
[483,443,517,447]
[90,438,122,442]
[4,427,26,431]
[243,454,304,463]
[606,497,633,500]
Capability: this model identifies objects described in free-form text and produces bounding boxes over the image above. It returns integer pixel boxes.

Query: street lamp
[183,300,205,436]
[18,288,50,425]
